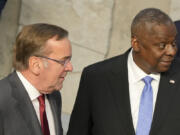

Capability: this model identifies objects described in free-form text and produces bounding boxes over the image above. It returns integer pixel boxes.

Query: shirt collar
[16,71,41,101]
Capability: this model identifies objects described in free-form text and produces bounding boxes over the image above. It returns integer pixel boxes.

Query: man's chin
[55,85,63,91]
[157,66,171,73]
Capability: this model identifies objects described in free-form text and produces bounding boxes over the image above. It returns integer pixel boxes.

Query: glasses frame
[35,55,71,66]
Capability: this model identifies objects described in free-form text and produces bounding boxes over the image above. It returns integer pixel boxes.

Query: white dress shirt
[127,50,160,131]
[16,71,56,135]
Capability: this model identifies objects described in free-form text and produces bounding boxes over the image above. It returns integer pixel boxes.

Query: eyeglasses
[35,55,71,67]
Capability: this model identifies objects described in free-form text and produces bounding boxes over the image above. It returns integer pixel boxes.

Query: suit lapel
[8,72,43,135]
[107,49,135,135]
[150,65,179,135]
[48,93,63,135]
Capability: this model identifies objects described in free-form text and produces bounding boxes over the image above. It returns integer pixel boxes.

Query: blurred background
[1,0,180,134]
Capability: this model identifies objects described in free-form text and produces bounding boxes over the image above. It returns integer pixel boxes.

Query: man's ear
[28,56,41,75]
[131,36,140,52]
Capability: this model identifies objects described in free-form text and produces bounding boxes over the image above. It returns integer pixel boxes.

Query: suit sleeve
[67,68,92,135]
[0,112,4,135]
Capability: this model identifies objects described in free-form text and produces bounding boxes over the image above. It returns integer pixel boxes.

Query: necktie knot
[38,94,45,106]
[142,76,153,85]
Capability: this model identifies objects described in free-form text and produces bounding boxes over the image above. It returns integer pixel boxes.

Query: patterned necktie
[38,95,50,135]
[136,76,153,135]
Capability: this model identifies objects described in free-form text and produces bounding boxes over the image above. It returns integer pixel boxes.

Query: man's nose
[165,44,177,56]
[65,61,73,72]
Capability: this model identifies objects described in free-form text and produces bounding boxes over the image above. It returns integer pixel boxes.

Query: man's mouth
[160,60,172,66]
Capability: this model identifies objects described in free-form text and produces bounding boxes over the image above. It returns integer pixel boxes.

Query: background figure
[175,20,180,57]
[0,23,73,135]
[0,0,7,16]
[67,8,180,135]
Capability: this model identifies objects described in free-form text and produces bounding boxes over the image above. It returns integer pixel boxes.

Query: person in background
[0,23,73,135]
[175,20,180,57]
[67,8,180,135]
[0,0,7,16]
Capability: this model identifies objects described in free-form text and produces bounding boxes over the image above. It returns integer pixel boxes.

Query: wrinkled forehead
[42,36,69,55]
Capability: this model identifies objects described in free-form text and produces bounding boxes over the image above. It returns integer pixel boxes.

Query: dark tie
[38,95,50,135]
[136,76,153,135]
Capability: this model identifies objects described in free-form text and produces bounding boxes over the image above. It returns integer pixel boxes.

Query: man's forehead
[137,22,176,38]
[152,24,176,38]
[46,36,66,43]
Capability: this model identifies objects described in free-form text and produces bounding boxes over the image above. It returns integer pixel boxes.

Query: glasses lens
[64,58,71,66]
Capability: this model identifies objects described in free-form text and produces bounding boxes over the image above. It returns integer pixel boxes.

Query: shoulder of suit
[83,52,127,73]
[0,73,12,91]
[0,73,14,109]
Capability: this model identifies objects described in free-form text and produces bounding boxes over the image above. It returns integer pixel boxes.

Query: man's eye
[159,43,166,49]
[172,41,177,47]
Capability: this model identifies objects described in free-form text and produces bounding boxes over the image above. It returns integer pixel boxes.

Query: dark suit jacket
[175,20,180,58]
[0,71,63,135]
[67,49,180,135]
